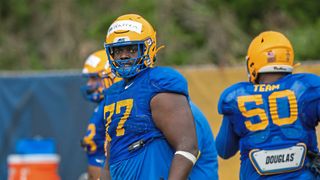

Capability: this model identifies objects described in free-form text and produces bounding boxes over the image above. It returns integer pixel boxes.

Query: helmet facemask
[80,73,105,103]
[105,39,154,78]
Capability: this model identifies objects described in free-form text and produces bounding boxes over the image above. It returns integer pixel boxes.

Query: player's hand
[80,139,88,152]
[306,151,320,177]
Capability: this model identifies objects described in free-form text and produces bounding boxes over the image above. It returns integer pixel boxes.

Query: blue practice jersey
[190,101,219,180]
[216,73,320,179]
[82,102,106,167]
[104,66,218,179]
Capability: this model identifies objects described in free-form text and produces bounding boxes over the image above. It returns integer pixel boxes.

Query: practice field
[178,63,320,180]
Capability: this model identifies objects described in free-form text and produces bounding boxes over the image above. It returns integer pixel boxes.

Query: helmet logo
[286,50,290,61]
[273,66,287,71]
[267,51,276,62]
[107,20,142,37]
[114,36,130,43]
[86,55,101,68]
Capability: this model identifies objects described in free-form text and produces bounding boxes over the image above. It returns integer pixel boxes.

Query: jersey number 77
[104,99,133,141]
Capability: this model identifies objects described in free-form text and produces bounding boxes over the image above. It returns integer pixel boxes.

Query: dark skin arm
[87,143,111,180]
[87,159,110,180]
[103,141,111,180]
[151,93,198,180]
[87,165,102,180]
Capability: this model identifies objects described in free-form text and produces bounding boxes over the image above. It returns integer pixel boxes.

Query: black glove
[306,151,320,178]
[80,139,88,152]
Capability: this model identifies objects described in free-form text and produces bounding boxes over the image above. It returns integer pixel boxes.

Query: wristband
[175,151,197,165]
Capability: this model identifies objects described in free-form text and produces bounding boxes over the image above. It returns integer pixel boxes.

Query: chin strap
[149,45,165,68]
[293,62,301,68]
[155,45,165,54]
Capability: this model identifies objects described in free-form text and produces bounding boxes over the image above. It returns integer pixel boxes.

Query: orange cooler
[8,154,60,180]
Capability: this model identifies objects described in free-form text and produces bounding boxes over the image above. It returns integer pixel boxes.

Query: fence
[1,64,319,179]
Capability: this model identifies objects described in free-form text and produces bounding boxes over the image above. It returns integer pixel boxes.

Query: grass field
[178,63,320,179]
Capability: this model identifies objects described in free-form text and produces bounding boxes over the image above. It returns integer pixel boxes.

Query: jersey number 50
[237,90,298,131]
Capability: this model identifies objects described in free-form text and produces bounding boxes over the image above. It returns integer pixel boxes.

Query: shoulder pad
[149,67,189,97]
[300,73,320,88]
[218,82,248,114]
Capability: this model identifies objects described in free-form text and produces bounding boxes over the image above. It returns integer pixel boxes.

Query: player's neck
[258,73,286,84]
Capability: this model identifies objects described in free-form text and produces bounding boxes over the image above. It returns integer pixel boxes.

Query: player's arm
[102,161,111,180]
[151,93,198,180]
[317,87,320,121]
[318,101,320,121]
[216,114,240,159]
[81,122,104,180]
[87,165,102,180]
[312,78,320,123]
[306,75,320,124]
[216,87,240,159]
[101,141,111,180]
[86,101,107,180]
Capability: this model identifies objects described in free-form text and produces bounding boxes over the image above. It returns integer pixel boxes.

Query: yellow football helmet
[81,49,120,102]
[246,31,295,83]
[104,14,163,78]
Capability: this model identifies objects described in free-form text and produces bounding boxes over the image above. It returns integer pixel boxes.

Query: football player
[216,31,320,179]
[80,50,120,180]
[103,14,218,179]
